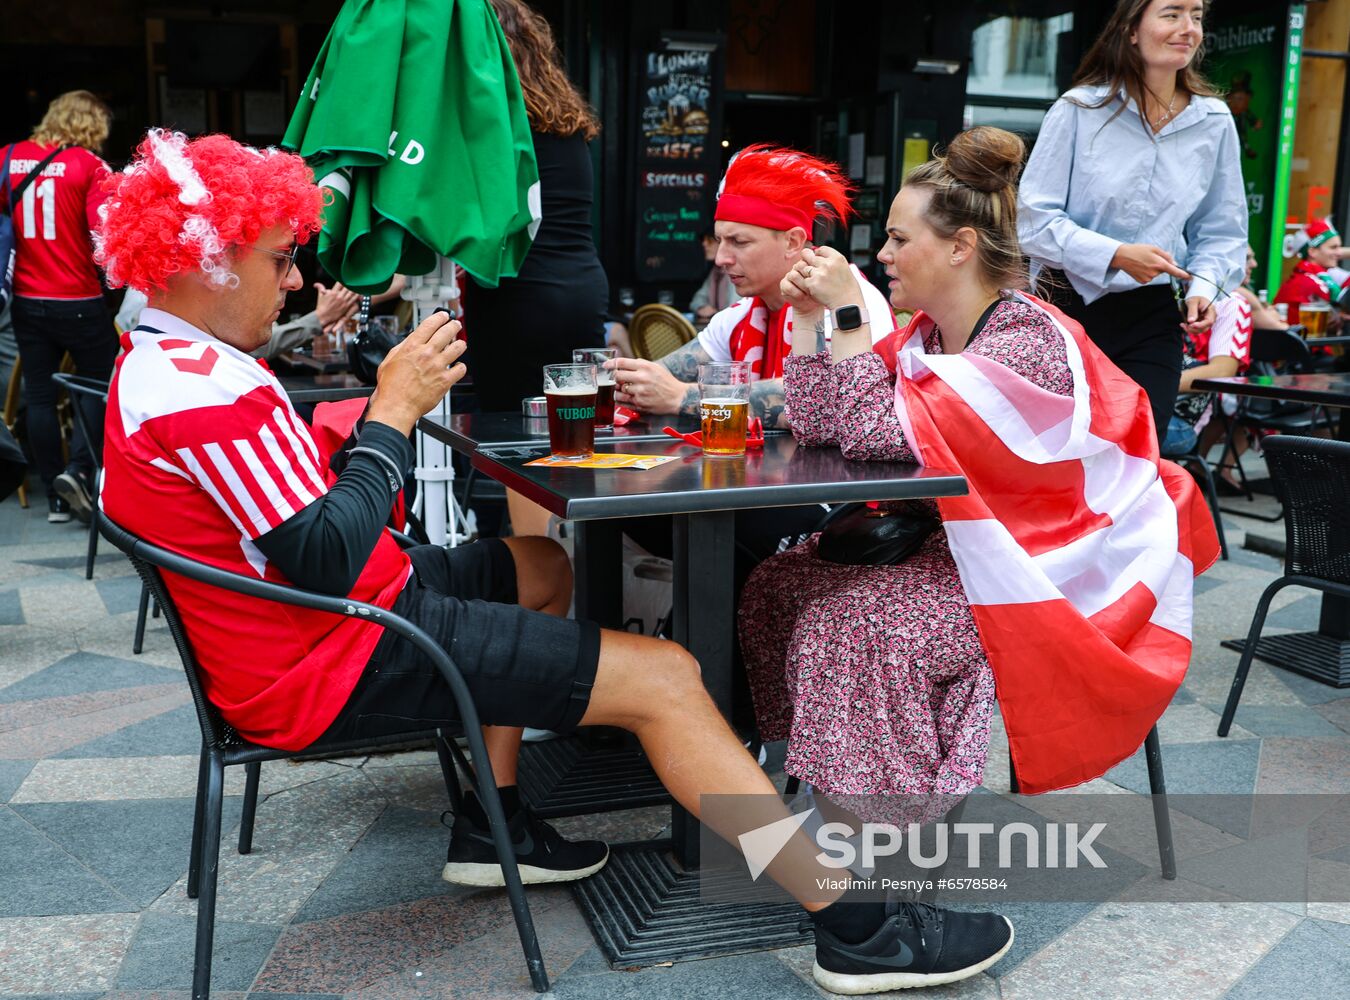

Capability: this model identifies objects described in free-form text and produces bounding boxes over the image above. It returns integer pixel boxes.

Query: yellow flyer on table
[524,453,680,470]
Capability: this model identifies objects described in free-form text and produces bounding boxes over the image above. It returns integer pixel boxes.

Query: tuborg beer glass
[573,347,618,429]
[542,363,598,458]
[698,361,751,457]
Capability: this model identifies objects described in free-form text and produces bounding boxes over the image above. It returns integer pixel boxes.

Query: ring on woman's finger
[804,266,813,278]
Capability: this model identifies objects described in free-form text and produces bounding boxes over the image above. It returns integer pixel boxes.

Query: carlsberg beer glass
[698,361,752,456]
[543,363,598,458]
[573,347,618,428]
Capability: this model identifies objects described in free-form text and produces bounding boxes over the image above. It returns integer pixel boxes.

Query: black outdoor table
[467,433,967,965]
[1193,373,1350,686]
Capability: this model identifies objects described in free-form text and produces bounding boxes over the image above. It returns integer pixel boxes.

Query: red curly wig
[96,130,325,294]
[714,144,854,234]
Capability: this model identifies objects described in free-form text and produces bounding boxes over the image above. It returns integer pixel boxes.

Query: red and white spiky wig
[96,130,324,294]
[714,144,854,234]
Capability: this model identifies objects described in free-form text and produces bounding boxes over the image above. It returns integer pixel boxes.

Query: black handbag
[815,500,940,566]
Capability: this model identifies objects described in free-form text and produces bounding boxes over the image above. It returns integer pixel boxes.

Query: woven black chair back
[1264,435,1350,585]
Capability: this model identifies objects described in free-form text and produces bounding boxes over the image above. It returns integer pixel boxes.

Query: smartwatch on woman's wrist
[832,304,869,331]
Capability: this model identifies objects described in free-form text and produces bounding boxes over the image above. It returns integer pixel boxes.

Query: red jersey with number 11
[0,141,109,299]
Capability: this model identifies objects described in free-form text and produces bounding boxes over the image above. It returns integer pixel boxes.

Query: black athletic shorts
[317,540,601,744]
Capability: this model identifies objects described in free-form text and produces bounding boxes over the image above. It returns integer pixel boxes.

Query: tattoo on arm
[679,384,699,416]
[749,379,787,428]
[813,318,826,354]
[660,340,714,381]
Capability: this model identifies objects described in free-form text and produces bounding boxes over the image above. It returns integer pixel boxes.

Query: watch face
[835,305,863,330]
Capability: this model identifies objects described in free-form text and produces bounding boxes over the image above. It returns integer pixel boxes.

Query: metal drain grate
[517,734,671,818]
[571,843,809,968]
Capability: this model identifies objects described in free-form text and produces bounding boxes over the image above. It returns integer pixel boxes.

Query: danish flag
[878,293,1220,794]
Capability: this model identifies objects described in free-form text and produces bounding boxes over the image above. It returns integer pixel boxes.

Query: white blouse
[1018,84,1248,307]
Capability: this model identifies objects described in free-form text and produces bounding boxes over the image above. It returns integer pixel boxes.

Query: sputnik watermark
[702,793,1350,904]
[739,814,1107,881]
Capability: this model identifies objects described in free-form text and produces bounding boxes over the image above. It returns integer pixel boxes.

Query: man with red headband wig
[611,145,895,424]
[96,133,1016,992]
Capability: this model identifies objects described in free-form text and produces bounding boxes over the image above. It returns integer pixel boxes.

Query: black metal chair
[1218,436,1350,736]
[1215,330,1335,519]
[51,373,160,652]
[98,516,551,998]
[49,373,108,579]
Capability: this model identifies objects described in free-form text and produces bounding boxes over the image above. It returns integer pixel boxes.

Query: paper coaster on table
[524,453,679,470]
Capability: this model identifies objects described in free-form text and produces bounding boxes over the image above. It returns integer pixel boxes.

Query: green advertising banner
[1203,7,1288,292]
[1270,6,1307,292]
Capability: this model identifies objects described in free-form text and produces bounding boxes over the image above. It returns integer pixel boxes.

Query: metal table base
[517,734,670,818]
[570,843,809,968]
[1221,633,1350,687]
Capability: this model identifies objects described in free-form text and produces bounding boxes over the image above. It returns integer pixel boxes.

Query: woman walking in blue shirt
[1019,0,1247,442]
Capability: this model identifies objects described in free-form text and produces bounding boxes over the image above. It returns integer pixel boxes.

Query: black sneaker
[811,900,1013,994]
[442,797,609,887]
[53,469,94,524]
[47,496,72,524]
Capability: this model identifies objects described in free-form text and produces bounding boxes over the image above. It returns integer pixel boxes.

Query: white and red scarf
[875,292,1220,793]
[728,299,793,379]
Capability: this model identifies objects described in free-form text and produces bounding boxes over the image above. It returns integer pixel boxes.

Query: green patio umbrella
[283,0,541,293]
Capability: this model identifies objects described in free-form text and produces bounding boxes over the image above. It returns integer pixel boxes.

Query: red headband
[714,193,813,233]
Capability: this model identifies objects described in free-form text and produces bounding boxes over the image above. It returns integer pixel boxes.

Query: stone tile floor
[1,469,1348,999]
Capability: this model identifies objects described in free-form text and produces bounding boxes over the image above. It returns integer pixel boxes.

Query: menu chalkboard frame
[633,35,725,284]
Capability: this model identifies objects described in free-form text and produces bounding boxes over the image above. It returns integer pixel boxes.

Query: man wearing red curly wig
[96,134,982,977]
[611,145,895,426]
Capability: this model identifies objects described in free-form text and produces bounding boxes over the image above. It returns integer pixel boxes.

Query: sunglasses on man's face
[251,243,299,277]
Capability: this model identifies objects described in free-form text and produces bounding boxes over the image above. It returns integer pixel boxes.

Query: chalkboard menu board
[635,39,723,282]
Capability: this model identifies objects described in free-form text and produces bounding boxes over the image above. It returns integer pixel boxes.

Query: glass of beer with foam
[573,347,618,429]
[698,361,752,457]
[542,363,598,459]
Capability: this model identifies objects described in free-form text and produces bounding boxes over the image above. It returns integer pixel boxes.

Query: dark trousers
[11,296,117,497]
[1051,281,1182,445]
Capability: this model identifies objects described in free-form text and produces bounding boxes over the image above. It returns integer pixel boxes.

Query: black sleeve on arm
[253,422,414,595]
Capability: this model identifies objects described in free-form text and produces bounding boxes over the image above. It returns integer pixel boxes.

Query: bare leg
[506,490,553,538]
[480,537,572,788]
[579,629,845,910]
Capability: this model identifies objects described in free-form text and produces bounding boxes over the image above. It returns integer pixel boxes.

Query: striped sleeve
[1206,297,1252,367]
[168,389,328,538]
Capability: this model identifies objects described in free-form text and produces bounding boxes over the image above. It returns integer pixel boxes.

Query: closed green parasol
[283,0,541,293]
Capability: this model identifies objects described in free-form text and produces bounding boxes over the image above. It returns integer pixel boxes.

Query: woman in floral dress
[740,127,1077,800]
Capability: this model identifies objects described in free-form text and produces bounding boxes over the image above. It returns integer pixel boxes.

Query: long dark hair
[489,0,600,140]
[1069,0,1220,125]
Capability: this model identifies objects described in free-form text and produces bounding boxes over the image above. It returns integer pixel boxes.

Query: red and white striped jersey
[101,308,411,750]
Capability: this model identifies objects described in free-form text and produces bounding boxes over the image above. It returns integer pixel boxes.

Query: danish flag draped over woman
[875,292,1220,793]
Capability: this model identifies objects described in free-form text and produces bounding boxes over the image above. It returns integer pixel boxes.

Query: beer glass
[1302,300,1331,338]
[573,347,618,429]
[698,361,751,457]
[542,363,598,458]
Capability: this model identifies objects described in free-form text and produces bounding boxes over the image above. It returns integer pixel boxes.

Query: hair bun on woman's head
[942,126,1025,194]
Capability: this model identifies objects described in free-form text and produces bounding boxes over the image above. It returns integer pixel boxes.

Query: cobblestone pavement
[1,471,1347,999]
